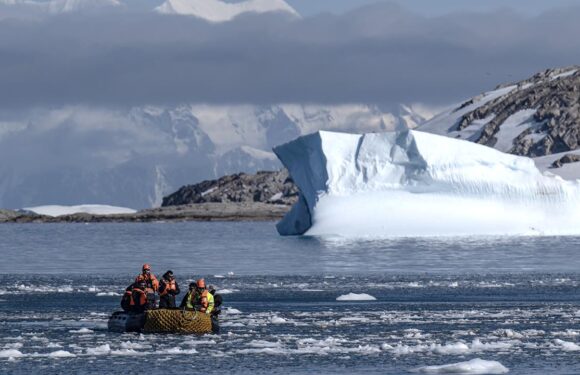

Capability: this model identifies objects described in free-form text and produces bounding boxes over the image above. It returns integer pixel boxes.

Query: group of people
[121,264,222,318]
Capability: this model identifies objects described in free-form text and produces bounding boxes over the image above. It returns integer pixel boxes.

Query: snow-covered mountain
[0,104,429,209]
[0,0,299,21]
[155,0,298,21]
[418,66,580,180]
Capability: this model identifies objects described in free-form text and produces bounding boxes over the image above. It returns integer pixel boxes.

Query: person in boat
[135,263,159,293]
[194,279,214,314]
[131,280,149,313]
[180,282,197,310]
[158,270,180,308]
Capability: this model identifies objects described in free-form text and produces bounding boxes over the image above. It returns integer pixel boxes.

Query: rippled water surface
[2,222,580,374]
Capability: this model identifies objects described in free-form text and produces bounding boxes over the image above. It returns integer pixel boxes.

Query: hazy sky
[287,0,580,16]
[1,0,580,109]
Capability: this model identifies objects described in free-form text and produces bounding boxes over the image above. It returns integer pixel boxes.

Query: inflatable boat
[108,309,219,334]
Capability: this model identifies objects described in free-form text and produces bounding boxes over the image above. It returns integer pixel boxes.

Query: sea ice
[274,130,580,237]
[336,293,377,301]
[415,358,509,374]
[22,204,137,217]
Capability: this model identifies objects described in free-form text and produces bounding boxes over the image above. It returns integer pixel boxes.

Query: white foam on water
[224,307,242,315]
[96,292,121,297]
[336,293,377,301]
[414,358,509,374]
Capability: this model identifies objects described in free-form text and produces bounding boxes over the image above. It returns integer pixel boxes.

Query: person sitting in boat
[180,282,197,310]
[135,263,159,293]
[158,270,180,308]
[131,280,149,313]
[194,279,214,314]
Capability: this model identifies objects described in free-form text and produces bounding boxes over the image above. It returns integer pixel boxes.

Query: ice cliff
[274,130,580,237]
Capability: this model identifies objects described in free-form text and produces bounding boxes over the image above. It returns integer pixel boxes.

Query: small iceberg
[415,358,509,374]
[336,293,377,301]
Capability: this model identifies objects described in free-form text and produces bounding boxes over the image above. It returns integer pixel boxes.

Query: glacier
[274,130,580,237]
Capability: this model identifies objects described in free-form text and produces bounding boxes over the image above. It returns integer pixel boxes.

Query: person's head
[189,282,196,291]
[137,280,147,290]
[208,285,216,294]
[163,270,174,281]
[196,278,206,291]
[142,263,151,275]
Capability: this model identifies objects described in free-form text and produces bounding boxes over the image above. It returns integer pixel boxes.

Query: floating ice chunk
[0,349,24,358]
[336,293,377,301]
[270,316,289,324]
[96,292,121,297]
[48,350,76,358]
[249,340,283,348]
[86,344,111,356]
[217,289,238,294]
[554,339,580,351]
[415,358,509,374]
[224,307,242,314]
[158,347,198,355]
[69,328,93,334]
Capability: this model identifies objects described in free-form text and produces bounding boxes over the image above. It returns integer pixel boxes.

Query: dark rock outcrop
[455,66,580,157]
[551,153,580,168]
[162,169,299,207]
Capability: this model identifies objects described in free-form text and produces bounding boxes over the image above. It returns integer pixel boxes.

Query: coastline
[0,203,290,223]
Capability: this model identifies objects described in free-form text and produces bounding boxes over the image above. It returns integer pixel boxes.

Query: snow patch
[22,204,136,217]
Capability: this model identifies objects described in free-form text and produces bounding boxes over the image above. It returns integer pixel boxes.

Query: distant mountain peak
[155,0,299,22]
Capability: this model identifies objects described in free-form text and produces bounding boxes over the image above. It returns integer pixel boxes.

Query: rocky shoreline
[0,203,290,223]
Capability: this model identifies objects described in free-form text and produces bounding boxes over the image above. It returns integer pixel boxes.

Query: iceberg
[273,130,580,237]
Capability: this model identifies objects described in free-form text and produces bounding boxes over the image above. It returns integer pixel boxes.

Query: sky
[287,0,580,16]
[1,0,580,109]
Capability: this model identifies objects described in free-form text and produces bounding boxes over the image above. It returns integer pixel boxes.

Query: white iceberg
[414,358,509,374]
[22,204,137,217]
[274,130,580,237]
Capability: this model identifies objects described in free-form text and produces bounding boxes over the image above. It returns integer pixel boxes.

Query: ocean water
[2,222,580,374]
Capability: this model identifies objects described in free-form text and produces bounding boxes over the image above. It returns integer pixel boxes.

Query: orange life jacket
[131,288,147,307]
[159,279,177,297]
[135,273,159,292]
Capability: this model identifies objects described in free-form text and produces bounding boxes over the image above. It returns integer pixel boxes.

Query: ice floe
[415,358,509,374]
[336,293,377,301]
